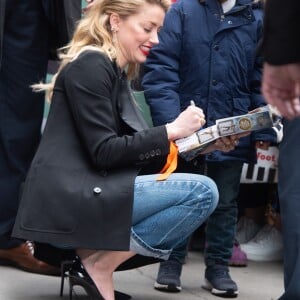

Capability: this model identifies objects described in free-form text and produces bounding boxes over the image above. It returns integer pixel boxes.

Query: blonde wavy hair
[35,0,170,100]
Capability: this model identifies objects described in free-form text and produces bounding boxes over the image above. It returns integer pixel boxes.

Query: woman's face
[112,4,165,68]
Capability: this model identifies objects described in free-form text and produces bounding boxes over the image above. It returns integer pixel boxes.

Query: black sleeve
[63,51,170,170]
[262,0,300,65]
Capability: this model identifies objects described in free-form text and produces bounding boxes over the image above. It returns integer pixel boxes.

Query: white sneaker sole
[154,281,182,293]
[202,279,239,298]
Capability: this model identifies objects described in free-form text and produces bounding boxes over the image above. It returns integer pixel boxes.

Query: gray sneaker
[154,260,182,292]
[202,264,238,298]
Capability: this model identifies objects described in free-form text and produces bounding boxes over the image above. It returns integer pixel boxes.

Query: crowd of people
[0,0,299,299]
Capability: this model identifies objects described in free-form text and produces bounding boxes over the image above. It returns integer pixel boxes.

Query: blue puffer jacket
[143,0,276,163]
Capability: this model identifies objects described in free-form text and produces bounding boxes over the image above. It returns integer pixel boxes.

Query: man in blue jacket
[0,0,81,274]
[143,0,276,297]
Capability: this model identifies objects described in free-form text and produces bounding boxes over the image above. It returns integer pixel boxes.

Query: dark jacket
[143,0,276,163]
[0,0,81,69]
[262,0,300,65]
[12,51,169,250]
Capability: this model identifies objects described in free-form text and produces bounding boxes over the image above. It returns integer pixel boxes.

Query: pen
[190,100,196,106]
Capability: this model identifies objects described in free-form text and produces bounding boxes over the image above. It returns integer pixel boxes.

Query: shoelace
[213,267,230,279]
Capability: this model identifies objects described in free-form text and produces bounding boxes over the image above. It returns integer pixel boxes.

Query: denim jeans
[167,160,243,265]
[129,173,218,260]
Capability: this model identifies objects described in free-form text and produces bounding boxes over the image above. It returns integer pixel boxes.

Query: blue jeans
[129,173,218,260]
[167,160,243,265]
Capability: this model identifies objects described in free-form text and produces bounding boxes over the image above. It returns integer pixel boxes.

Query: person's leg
[77,172,218,299]
[0,1,58,275]
[133,172,217,292]
[150,158,207,292]
[77,249,135,300]
[131,172,218,257]
[205,161,243,265]
[0,56,45,249]
[203,160,243,297]
[278,118,300,300]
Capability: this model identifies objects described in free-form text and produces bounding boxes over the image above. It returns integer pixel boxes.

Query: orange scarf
[157,141,178,181]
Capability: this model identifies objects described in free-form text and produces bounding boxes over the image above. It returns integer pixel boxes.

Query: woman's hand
[166,105,206,140]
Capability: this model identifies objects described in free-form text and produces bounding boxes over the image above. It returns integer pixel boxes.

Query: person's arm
[262,63,300,119]
[142,4,183,126]
[262,0,300,65]
[63,51,207,170]
[262,0,300,119]
[64,51,170,170]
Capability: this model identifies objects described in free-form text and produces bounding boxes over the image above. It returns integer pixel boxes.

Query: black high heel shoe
[67,257,131,300]
[68,257,103,299]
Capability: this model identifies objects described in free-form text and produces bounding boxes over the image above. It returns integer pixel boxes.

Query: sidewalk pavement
[0,251,283,300]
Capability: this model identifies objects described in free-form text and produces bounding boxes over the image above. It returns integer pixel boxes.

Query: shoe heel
[68,258,104,300]
[68,275,78,300]
[67,257,131,300]
[59,260,74,297]
[69,279,73,300]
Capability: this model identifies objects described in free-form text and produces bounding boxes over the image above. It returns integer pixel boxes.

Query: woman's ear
[109,13,121,32]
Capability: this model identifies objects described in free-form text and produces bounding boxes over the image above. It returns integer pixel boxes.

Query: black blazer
[262,0,300,65]
[12,51,170,250]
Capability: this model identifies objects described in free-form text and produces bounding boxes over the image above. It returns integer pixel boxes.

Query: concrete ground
[0,251,283,300]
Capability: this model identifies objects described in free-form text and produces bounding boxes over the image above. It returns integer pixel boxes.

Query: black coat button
[155,149,161,155]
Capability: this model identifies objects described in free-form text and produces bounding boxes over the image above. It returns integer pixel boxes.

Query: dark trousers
[278,117,300,299]
[168,159,243,266]
[0,1,49,248]
[204,160,243,266]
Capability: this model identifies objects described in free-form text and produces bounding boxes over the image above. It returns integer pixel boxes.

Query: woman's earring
[111,27,118,45]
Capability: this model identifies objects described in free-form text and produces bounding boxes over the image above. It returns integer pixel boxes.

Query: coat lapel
[118,79,149,132]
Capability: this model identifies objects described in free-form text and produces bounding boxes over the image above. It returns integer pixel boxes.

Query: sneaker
[202,264,238,298]
[240,224,283,262]
[229,241,247,267]
[154,260,182,292]
[236,216,261,244]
